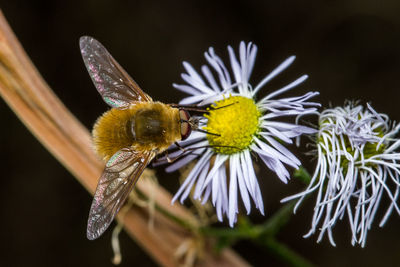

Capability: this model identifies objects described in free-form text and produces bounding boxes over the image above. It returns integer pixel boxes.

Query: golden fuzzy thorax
[92,102,181,161]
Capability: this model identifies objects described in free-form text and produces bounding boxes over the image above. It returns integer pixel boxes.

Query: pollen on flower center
[204,96,261,154]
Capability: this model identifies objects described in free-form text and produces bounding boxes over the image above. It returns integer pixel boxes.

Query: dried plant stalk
[0,10,249,267]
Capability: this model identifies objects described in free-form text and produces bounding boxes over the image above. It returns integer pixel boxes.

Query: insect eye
[180,121,192,140]
[179,109,192,141]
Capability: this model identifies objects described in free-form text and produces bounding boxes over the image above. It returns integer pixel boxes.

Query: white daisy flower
[282,103,400,247]
[167,42,320,226]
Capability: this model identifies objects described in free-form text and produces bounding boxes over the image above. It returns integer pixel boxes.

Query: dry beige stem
[0,9,249,267]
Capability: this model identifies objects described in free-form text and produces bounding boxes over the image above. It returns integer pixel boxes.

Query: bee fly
[80,36,213,240]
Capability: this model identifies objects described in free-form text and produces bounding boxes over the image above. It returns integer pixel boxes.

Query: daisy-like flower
[166,42,320,226]
[282,103,400,247]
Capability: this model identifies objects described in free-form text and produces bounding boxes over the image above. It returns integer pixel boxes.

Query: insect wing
[80,36,152,109]
[87,148,155,240]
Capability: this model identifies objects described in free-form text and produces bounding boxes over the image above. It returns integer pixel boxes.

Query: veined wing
[87,148,155,240]
[80,36,152,109]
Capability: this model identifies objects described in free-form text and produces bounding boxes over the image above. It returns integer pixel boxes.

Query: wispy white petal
[283,104,400,247]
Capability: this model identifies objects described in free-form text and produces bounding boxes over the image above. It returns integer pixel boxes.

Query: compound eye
[180,121,192,140]
[179,109,192,141]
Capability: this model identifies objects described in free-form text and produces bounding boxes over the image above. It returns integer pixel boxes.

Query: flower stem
[257,201,296,237]
[294,166,312,184]
[260,238,314,267]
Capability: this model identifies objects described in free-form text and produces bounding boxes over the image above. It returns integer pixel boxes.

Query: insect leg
[174,142,185,151]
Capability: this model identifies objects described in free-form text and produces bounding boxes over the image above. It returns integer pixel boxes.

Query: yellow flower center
[204,96,261,154]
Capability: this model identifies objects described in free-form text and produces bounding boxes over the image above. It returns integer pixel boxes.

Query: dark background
[1,0,400,266]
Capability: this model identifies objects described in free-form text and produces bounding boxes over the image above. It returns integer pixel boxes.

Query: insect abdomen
[92,107,136,161]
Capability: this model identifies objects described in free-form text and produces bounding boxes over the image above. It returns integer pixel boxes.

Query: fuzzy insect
[80,36,199,240]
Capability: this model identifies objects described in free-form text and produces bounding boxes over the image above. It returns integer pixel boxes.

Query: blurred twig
[0,9,249,267]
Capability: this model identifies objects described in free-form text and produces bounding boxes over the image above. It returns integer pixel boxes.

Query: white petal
[201,65,221,92]
[234,155,251,214]
[172,151,210,203]
[193,152,213,199]
[261,75,308,101]
[246,43,257,82]
[228,157,238,227]
[179,94,214,105]
[253,56,296,95]
[201,154,229,191]
[204,47,232,90]
[173,83,201,95]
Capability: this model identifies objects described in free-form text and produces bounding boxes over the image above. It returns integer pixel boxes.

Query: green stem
[200,200,296,239]
[200,223,256,239]
[258,201,296,237]
[260,238,314,267]
[294,166,312,185]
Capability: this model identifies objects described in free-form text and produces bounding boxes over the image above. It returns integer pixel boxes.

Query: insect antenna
[170,101,238,114]
[209,101,238,110]
[184,144,241,152]
[195,128,220,136]
[169,103,209,113]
